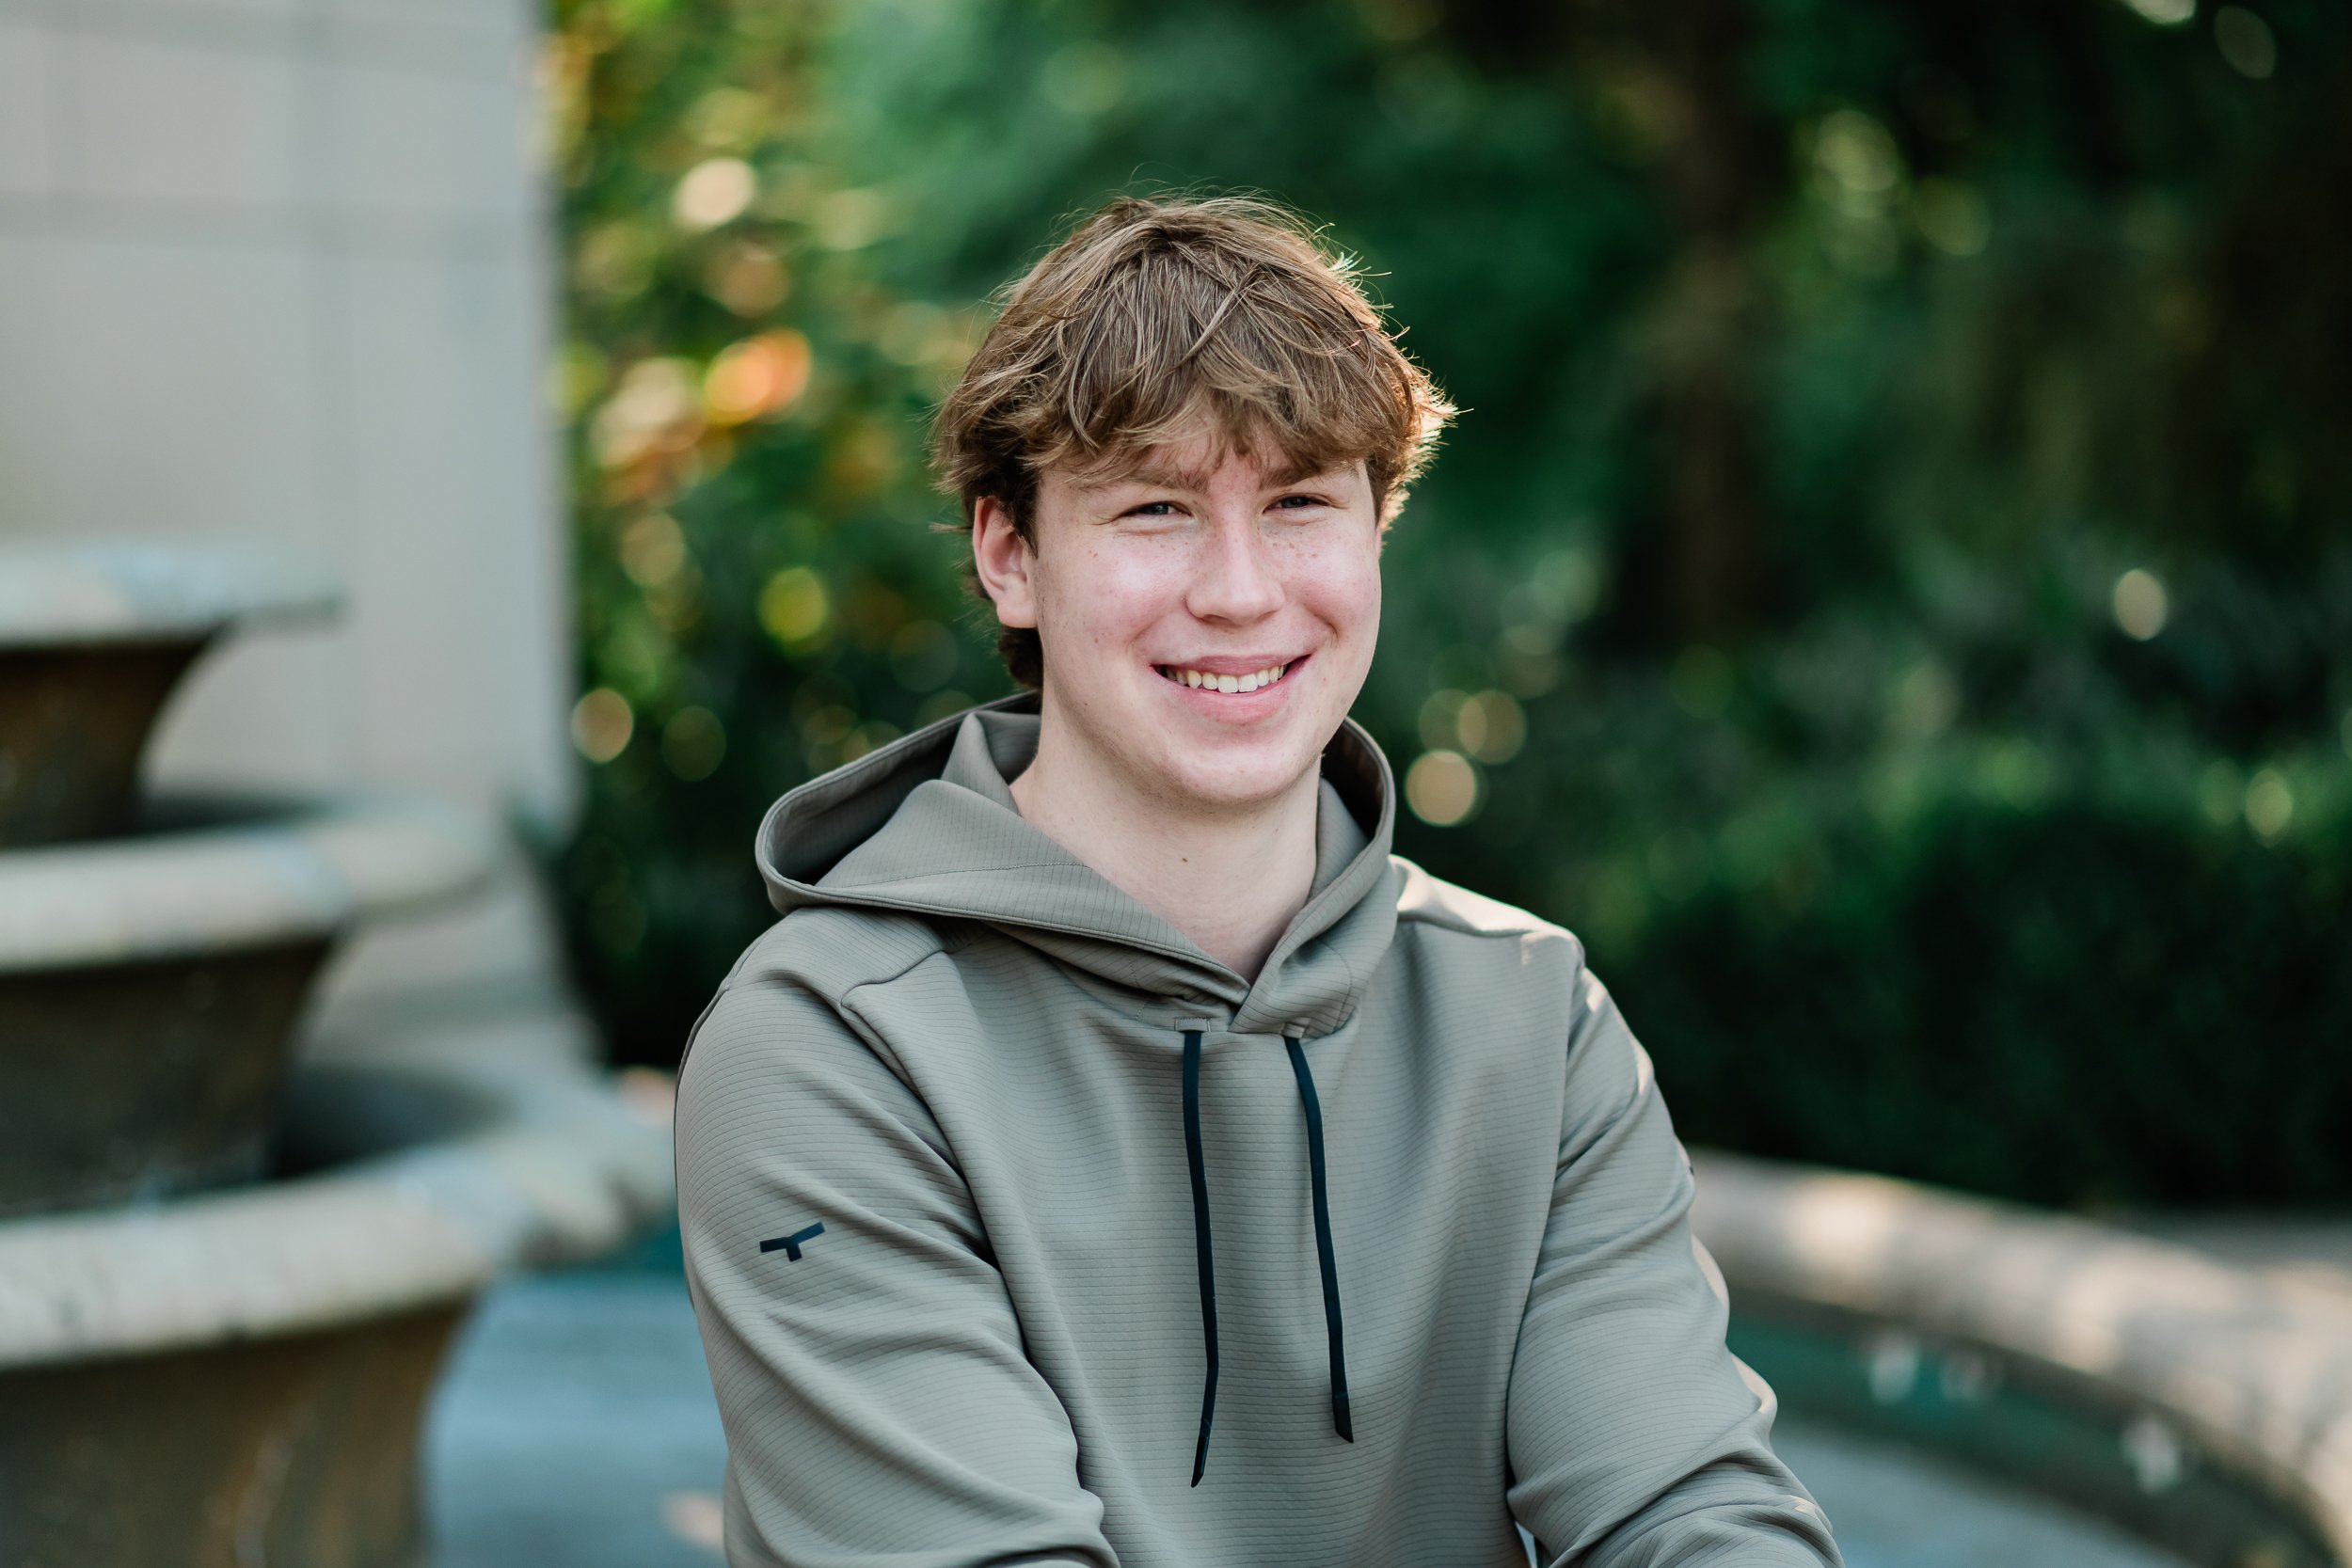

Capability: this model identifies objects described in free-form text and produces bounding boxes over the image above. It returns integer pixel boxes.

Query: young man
[676,197,1839,1567]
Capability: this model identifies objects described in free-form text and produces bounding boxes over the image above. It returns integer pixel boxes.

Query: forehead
[1057,433,1361,495]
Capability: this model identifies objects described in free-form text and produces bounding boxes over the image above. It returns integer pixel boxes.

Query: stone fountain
[0,541,672,1568]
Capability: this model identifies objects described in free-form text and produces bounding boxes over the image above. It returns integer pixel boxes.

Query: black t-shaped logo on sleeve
[758,1223,824,1261]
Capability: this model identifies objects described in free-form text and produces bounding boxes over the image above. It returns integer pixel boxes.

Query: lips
[1155,658,1296,694]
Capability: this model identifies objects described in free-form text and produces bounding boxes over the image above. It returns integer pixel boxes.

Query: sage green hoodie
[677,693,1838,1568]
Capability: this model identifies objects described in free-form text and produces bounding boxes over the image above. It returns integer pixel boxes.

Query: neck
[1008,698,1320,984]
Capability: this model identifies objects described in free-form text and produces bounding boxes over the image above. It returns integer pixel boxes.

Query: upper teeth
[1162,662,1288,693]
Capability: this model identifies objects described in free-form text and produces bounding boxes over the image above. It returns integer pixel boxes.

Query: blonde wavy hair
[931,194,1455,689]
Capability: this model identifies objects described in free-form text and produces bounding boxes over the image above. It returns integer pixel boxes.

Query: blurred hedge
[546,0,2351,1208]
[1618,800,2351,1208]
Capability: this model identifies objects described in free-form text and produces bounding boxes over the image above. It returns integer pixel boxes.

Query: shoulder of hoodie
[1389,852,1588,976]
[709,902,962,1018]
[1387,856,1636,1114]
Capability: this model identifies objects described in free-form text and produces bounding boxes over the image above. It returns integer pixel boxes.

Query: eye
[1121,499,1181,518]
[1271,493,1330,512]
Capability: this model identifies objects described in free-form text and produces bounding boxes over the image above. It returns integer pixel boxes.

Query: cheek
[1291,539,1383,641]
[1040,541,1186,646]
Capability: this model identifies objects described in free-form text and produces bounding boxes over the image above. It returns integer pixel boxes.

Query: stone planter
[0,1049,674,1568]
[0,542,336,847]
[0,795,495,1216]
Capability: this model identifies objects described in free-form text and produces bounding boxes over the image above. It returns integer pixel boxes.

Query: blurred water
[425,1268,2192,1567]
[1773,1422,2191,1568]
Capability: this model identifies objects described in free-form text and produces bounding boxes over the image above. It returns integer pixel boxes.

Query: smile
[1155,659,1296,694]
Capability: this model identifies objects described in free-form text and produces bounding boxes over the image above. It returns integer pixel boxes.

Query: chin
[1151,743,1321,811]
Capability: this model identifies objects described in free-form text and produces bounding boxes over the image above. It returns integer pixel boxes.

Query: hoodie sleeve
[1503,961,1841,1568]
[675,972,1119,1568]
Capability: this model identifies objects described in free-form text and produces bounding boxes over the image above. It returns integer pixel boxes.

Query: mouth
[1153,657,1303,695]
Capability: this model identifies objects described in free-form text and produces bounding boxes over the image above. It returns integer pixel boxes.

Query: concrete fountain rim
[1691,1148,2352,1565]
[0,539,339,649]
[0,1055,674,1371]
[0,793,500,974]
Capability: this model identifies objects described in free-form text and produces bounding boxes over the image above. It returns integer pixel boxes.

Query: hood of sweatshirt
[755,690,1401,1039]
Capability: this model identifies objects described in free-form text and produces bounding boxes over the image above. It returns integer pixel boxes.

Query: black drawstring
[1285,1035,1354,1444]
[1179,1025,1353,1486]
[1182,1029,1218,1487]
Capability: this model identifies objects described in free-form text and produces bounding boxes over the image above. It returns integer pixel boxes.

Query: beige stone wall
[0,0,578,1016]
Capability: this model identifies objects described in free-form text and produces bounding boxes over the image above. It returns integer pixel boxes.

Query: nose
[1184,507,1285,626]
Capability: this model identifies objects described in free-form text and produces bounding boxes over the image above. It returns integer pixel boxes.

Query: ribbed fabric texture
[675,694,1842,1568]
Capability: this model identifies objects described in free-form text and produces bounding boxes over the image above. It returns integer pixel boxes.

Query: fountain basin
[1692,1150,2352,1568]
[0,795,496,1216]
[0,1048,674,1568]
[0,541,338,847]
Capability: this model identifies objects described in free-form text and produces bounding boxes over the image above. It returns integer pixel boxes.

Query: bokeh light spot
[2244,768,2293,843]
[706,330,813,425]
[674,157,757,230]
[571,688,634,763]
[593,357,703,469]
[1460,689,1526,764]
[1815,110,1901,196]
[1406,750,1481,826]
[815,188,889,250]
[619,514,686,587]
[2112,568,2169,640]
[1889,659,1959,739]
[707,241,789,316]
[2119,0,2194,24]
[760,566,832,647]
[2214,7,2277,77]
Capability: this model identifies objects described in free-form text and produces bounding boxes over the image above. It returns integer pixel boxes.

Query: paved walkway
[428,1269,730,1567]
[425,1262,2192,1568]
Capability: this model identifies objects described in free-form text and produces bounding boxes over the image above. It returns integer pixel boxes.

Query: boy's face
[973,434,1382,816]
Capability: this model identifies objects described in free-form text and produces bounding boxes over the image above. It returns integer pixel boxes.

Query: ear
[970,496,1039,629]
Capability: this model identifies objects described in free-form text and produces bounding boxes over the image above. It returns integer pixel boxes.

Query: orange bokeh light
[705,331,813,426]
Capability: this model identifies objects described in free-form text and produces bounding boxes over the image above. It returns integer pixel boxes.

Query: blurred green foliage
[548,0,2351,1206]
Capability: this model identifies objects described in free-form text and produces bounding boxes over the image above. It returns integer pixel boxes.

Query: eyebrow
[1088,455,1343,495]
